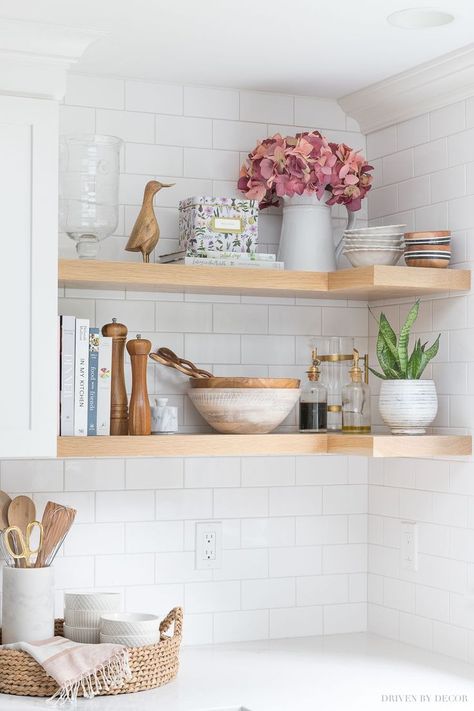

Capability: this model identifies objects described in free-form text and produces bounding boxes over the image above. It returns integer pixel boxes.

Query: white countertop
[1,633,474,711]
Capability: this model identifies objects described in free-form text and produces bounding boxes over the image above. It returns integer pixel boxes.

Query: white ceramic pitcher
[277,192,356,271]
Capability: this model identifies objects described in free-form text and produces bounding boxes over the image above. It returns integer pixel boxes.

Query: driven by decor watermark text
[381,695,469,704]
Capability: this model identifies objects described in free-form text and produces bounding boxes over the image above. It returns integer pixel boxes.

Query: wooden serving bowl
[189,377,300,389]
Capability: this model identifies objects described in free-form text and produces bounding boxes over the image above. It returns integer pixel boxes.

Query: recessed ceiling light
[387,8,454,29]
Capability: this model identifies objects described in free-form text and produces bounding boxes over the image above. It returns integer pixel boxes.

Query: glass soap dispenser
[299,349,327,433]
[342,349,371,433]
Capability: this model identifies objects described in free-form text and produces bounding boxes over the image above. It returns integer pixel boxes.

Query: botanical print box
[178,196,259,253]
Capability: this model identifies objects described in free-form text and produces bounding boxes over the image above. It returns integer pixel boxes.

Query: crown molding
[0,19,104,100]
[339,43,474,135]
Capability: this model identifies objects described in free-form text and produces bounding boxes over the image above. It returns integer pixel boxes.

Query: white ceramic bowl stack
[64,592,121,644]
[342,225,406,267]
[100,613,161,647]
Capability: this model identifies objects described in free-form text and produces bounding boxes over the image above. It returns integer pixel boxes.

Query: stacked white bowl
[100,612,161,647]
[64,592,121,644]
[342,224,406,267]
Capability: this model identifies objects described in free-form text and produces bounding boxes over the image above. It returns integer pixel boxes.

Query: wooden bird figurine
[125,180,174,263]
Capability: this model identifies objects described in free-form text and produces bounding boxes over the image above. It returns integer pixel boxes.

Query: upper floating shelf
[58,260,471,301]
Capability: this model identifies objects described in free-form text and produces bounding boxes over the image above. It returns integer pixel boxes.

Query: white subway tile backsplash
[297,574,348,606]
[125,459,183,489]
[383,577,415,613]
[185,457,240,488]
[323,485,366,515]
[212,120,263,151]
[96,109,155,143]
[433,621,468,661]
[59,105,95,134]
[214,488,268,518]
[125,143,183,176]
[65,459,124,491]
[416,584,450,623]
[66,75,124,109]
[294,97,346,130]
[215,548,268,581]
[184,86,239,120]
[382,149,414,185]
[397,115,430,150]
[156,114,212,148]
[2,459,63,492]
[269,605,323,638]
[96,490,155,522]
[156,302,212,333]
[431,165,466,203]
[322,544,366,574]
[243,577,295,609]
[183,148,239,180]
[125,80,183,114]
[214,610,269,643]
[95,553,155,587]
[213,303,268,334]
[269,305,321,336]
[156,489,213,520]
[241,517,295,548]
[34,492,94,524]
[414,138,448,176]
[126,521,183,553]
[240,91,293,125]
[430,101,466,139]
[241,457,294,487]
[65,523,124,556]
[269,546,321,577]
[367,126,397,159]
[185,581,240,613]
[269,487,322,517]
[399,612,433,651]
[185,333,240,363]
[241,335,294,364]
[296,515,348,546]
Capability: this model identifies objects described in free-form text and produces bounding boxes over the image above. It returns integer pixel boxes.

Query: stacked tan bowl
[404,231,451,268]
[64,592,121,644]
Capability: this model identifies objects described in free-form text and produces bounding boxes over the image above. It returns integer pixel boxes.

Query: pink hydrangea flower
[238,131,373,211]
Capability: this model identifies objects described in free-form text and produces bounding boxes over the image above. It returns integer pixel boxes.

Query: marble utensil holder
[2,567,55,644]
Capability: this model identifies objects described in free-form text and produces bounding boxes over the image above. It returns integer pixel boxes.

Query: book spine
[185,257,284,270]
[60,315,76,437]
[190,250,276,262]
[97,335,113,436]
[73,319,90,437]
[87,328,100,436]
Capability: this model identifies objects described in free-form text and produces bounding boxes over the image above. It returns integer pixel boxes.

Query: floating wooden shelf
[57,434,471,459]
[58,260,470,301]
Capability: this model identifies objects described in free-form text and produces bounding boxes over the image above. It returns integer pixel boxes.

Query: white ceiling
[1,0,474,97]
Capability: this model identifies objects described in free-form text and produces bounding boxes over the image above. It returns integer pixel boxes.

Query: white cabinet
[0,20,98,458]
[0,96,58,457]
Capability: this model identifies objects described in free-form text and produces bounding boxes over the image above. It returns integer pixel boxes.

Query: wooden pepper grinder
[102,318,129,436]
[126,334,152,435]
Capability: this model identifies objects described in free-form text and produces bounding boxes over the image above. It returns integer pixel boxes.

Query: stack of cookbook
[159,249,284,269]
[59,317,112,436]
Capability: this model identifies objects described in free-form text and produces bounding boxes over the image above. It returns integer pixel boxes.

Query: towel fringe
[47,649,131,705]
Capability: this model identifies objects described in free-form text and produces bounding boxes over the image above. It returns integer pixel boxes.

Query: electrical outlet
[401,520,418,571]
[195,521,222,570]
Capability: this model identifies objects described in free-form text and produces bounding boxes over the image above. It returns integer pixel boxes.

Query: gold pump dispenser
[341,348,371,433]
[299,349,327,433]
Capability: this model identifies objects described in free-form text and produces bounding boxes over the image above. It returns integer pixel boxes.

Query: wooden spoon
[35,501,76,568]
[8,495,36,568]
[0,490,12,529]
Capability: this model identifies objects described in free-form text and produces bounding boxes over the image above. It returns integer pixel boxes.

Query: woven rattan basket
[0,607,182,697]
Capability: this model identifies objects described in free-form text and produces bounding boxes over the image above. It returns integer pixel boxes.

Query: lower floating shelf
[57,434,471,459]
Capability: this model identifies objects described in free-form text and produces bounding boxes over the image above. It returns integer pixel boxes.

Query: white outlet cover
[195,521,223,570]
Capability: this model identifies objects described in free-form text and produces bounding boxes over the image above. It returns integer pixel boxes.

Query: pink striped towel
[2,636,131,703]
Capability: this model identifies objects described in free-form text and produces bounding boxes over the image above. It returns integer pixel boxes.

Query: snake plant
[369,300,440,380]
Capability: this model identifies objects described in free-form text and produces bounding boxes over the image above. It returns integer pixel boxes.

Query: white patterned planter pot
[378,379,438,435]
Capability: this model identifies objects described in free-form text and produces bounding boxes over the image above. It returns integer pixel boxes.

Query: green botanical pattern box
[178,196,259,253]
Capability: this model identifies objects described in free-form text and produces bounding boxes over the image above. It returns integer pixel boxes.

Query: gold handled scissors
[3,521,44,567]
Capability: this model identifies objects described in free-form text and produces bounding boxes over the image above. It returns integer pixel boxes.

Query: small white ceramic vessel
[100,631,159,647]
[100,612,161,636]
[64,609,103,628]
[343,248,403,267]
[63,624,100,644]
[2,567,55,644]
[378,379,438,434]
[64,592,121,612]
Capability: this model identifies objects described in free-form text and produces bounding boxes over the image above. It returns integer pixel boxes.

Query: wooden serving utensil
[35,501,77,568]
[8,495,36,568]
[0,490,12,529]
[149,347,213,379]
